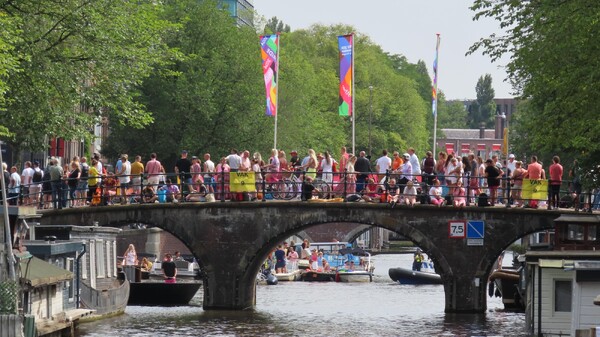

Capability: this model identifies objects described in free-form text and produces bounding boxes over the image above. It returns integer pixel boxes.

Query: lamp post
[368,85,373,157]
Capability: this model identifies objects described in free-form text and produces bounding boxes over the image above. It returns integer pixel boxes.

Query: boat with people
[274,269,302,281]
[335,247,374,282]
[388,250,442,285]
[122,265,201,306]
[300,270,337,282]
[488,250,525,311]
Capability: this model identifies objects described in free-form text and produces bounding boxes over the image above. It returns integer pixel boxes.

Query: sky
[252,0,513,100]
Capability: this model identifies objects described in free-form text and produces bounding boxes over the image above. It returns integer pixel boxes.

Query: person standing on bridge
[145,153,162,192]
[174,150,192,199]
[162,253,177,283]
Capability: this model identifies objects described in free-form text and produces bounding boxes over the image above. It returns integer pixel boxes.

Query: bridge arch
[40,202,566,312]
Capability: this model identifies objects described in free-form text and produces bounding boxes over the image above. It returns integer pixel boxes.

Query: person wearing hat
[289,150,300,170]
[398,153,413,190]
[507,154,516,175]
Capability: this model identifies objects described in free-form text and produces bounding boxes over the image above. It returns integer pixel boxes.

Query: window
[554,280,572,312]
[588,225,597,241]
[66,258,74,302]
[567,224,585,241]
[95,239,106,278]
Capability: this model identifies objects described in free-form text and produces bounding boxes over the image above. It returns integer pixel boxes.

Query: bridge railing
[5,169,597,212]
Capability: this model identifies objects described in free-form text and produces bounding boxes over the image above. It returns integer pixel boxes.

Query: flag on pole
[432,34,440,116]
[338,34,353,116]
[260,34,279,117]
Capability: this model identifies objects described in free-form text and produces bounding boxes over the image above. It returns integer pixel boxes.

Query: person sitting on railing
[142,185,157,203]
[186,179,212,202]
[361,177,380,203]
[161,179,180,203]
[301,176,319,201]
[453,180,467,208]
[103,173,118,205]
[387,178,401,207]
[398,153,412,190]
[403,180,418,207]
[429,179,445,207]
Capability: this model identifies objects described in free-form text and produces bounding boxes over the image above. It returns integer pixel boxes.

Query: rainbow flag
[338,34,353,116]
[432,34,440,116]
[260,34,279,117]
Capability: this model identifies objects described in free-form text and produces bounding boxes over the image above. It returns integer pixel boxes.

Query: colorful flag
[432,34,440,116]
[260,34,279,117]
[338,34,353,116]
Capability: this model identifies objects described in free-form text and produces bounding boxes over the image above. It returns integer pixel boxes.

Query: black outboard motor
[262,268,278,285]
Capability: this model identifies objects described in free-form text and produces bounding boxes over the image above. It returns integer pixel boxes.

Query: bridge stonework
[40,203,565,313]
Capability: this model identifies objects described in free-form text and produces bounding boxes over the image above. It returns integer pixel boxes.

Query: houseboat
[523,214,600,336]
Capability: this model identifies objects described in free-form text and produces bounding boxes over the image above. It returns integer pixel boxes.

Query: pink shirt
[549,163,563,185]
[526,162,542,180]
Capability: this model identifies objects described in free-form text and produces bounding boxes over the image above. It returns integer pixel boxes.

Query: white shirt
[21,167,34,185]
[204,159,215,177]
[9,172,21,193]
[409,153,421,175]
[119,160,131,184]
[376,156,392,174]
[226,154,242,170]
[507,159,516,174]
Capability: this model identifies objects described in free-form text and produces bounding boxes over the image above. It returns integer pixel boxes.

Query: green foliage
[0,0,175,154]
[438,98,468,129]
[264,16,290,34]
[467,74,496,128]
[470,0,600,187]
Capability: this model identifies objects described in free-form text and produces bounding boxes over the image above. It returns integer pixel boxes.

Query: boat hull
[336,271,373,283]
[274,270,301,281]
[489,269,524,311]
[300,271,336,282]
[128,282,201,306]
[388,267,442,285]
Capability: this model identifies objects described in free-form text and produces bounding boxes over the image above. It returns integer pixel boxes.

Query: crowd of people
[1,146,598,211]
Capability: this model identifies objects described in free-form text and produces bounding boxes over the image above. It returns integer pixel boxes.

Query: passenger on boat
[310,249,319,270]
[275,245,287,273]
[347,261,355,272]
[287,247,299,271]
[322,259,331,272]
[412,249,424,271]
[140,257,153,271]
[122,244,138,266]
[173,251,184,261]
[162,253,177,283]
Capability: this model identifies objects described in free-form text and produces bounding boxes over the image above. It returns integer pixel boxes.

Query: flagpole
[432,34,440,156]
[351,33,355,155]
[274,33,280,150]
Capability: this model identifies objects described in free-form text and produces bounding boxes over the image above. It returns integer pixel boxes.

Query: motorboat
[300,270,337,282]
[488,251,525,311]
[274,269,302,281]
[335,247,374,283]
[388,254,442,285]
[128,281,201,306]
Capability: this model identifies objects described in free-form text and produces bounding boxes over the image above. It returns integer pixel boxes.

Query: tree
[438,98,468,129]
[0,0,175,158]
[467,74,496,128]
[469,0,600,185]
[264,16,290,34]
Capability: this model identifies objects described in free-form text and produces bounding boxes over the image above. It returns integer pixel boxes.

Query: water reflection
[76,254,528,337]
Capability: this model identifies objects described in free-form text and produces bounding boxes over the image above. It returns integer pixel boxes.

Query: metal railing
[2,169,598,212]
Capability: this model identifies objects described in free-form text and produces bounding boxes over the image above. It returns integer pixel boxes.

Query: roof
[19,256,73,287]
[441,129,496,140]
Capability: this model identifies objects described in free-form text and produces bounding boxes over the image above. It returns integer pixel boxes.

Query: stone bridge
[39,202,568,313]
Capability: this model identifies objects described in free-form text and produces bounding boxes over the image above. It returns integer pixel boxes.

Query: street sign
[467,220,485,239]
[448,220,466,238]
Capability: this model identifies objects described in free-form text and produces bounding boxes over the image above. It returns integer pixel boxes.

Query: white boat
[336,270,373,282]
[335,247,374,283]
[274,269,301,281]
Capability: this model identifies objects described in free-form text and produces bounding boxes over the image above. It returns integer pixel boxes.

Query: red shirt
[526,162,543,180]
[549,163,563,185]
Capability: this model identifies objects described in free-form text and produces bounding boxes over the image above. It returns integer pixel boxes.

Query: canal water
[76,254,528,336]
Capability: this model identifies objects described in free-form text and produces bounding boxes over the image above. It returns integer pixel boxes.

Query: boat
[388,253,442,285]
[335,247,374,282]
[128,281,201,306]
[300,270,337,282]
[149,259,200,280]
[122,265,201,306]
[274,269,302,281]
[488,251,525,311]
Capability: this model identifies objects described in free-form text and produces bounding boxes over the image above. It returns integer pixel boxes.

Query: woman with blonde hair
[302,149,318,179]
[122,244,138,266]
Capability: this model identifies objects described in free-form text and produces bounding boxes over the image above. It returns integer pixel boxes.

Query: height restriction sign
[448,220,466,238]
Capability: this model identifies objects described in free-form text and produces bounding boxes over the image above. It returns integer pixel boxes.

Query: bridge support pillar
[200,252,257,310]
[443,273,487,313]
